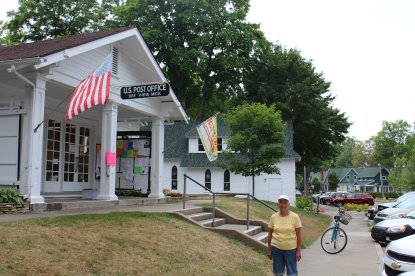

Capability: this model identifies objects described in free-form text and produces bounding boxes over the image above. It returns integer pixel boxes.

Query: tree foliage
[237,44,351,174]
[221,103,286,196]
[371,120,412,168]
[328,173,340,191]
[108,0,266,120]
[5,0,106,43]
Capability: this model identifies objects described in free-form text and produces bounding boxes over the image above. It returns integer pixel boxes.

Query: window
[45,120,61,182]
[354,175,357,181]
[346,175,350,181]
[205,169,211,189]
[382,176,386,180]
[198,138,223,152]
[171,166,178,190]
[224,170,230,191]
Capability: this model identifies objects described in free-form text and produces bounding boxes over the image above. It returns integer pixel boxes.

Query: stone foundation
[0,203,30,214]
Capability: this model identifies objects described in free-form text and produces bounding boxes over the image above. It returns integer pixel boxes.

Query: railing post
[183,174,187,209]
[212,193,216,227]
[247,193,250,230]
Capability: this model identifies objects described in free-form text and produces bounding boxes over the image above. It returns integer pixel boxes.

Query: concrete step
[188,212,214,221]
[199,217,227,227]
[243,225,263,236]
[252,231,268,243]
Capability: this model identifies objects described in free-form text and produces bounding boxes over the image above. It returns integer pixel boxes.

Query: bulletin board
[116,131,151,193]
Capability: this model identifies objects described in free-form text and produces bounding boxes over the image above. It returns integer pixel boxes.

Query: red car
[319,192,348,205]
[331,193,374,207]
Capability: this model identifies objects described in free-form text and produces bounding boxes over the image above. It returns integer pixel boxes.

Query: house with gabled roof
[159,120,301,203]
[0,27,187,204]
[324,167,390,192]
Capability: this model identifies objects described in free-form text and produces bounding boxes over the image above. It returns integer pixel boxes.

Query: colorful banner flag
[196,115,218,162]
[66,53,112,120]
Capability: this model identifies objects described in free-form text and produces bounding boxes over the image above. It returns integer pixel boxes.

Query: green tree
[110,0,266,120]
[237,44,350,182]
[335,137,357,167]
[371,120,412,168]
[388,156,408,193]
[328,172,339,191]
[5,0,105,43]
[310,176,322,193]
[221,103,286,196]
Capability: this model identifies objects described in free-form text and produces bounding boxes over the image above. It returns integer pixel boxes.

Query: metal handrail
[182,174,279,230]
[183,174,216,226]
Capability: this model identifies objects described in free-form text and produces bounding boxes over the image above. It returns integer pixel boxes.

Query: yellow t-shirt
[268,211,302,250]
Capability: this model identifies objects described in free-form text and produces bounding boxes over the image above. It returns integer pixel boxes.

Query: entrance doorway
[44,120,92,194]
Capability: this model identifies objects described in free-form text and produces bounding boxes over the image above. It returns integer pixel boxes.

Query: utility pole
[304,165,308,196]
[379,164,385,199]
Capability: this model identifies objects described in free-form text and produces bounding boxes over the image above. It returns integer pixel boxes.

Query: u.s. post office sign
[120,83,170,99]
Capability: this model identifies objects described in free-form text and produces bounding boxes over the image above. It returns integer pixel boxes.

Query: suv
[331,193,374,207]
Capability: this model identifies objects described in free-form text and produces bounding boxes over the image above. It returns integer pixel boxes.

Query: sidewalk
[299,205,382,276]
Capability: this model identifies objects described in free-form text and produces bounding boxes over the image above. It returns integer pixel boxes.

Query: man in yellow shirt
[268,195,302,276]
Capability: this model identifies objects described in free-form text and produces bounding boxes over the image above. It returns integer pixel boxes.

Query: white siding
[163,157,297,204]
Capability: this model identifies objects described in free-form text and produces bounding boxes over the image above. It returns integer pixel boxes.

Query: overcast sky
[2,0,415,141]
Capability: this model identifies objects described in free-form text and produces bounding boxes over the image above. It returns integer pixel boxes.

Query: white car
[374,197,415,224]
[379,235,415,275]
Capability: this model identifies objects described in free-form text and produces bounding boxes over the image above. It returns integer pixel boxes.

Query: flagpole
[34,92,73,133]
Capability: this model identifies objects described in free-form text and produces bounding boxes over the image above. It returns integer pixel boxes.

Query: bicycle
[320,207,352,254]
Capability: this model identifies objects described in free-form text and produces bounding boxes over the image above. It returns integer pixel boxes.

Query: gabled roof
[162,119,301,168]
[0,27,134,62]
[324,166,390,185]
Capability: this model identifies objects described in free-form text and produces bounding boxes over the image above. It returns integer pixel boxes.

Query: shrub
[296,197,312,210]
[367,192,401,199]
[162,188,182,198]
[115,189,143,197]
[344,203,369,212]
[0,188,23,204]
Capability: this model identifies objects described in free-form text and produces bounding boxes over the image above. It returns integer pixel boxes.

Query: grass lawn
[0,197,331,275]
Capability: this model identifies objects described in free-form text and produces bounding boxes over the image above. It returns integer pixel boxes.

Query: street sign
[120,82,170,99]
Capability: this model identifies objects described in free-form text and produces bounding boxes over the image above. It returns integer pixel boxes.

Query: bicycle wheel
[320,227,348,254]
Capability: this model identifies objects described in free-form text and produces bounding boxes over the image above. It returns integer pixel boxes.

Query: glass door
[63,124,90,192]
[44,119,62,193]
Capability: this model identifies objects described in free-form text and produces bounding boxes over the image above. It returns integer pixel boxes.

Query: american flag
[66,54,113,121]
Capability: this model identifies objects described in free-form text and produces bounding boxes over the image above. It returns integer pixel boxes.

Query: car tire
[337,202,343,207]
[325,200,331,205]
[320,199,324,204]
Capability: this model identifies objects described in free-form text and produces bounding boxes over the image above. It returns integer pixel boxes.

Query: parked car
[331,193,374,207]
[376,191,415,214]
[366,206,376,220]
[374,197,415,224]
[321,191,349,206]
[311,191,328,203]
[371,210,415,244]
[379,235,415,275]
[319,192,335,205]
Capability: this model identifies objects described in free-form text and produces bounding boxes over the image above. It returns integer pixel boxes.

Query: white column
[96,101,118,200]
[27,76,46,203]
[19,86,32,197]
[148,117,165,198]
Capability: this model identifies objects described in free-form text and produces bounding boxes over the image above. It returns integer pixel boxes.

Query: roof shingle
[0,27,135,62]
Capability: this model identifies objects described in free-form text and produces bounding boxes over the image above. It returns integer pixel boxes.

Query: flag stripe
[196,115,218,162]
[66,54,113,121]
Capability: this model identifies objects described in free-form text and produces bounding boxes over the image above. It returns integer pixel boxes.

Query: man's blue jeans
[271,246,297,276]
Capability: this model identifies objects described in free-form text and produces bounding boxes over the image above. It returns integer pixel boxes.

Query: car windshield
[396,192,415,203]
[395,197,415,209]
